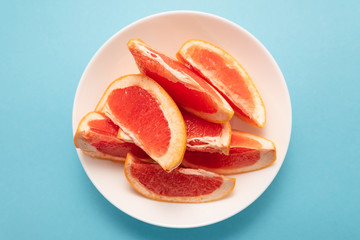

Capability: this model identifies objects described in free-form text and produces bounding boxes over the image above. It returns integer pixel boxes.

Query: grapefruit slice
[182,110,231,155]
[124,153,235,203]
[95,74,186,172]
[127,39,234,123]
[182,130,276,174]
[74,112,148,161]
[177,39,266,128]
[116,109,231,155]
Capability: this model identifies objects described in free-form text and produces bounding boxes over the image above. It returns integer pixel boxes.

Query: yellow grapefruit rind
[95,74,187,172]
[177,39,266,128]
[124,153,236,203]
[74,111,126,162]
[127,39,234,124]
[182,130,276,175]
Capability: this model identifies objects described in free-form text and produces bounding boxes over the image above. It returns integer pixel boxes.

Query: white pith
[117,129,133,142]
[96,74,186,172]
[187,121,231,154]
[125,154,235,203]
[179,40,265,126]
[129,40,234,123]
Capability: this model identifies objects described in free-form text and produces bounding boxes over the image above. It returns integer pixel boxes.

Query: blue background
[1,1,359,239]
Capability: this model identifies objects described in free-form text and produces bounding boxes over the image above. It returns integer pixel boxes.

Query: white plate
[72,11,291,228]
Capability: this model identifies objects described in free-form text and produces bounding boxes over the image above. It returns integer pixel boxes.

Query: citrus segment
[127,39,234,123]
[96,74,186,172]
[74,112,148,161]
[182,130,276,174]
[124,153,235,203]
[177,39,266,128]
[182,110,231,154]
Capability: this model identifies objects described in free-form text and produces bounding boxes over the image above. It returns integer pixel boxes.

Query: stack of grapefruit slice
[74,39,276,203]
[127,39,234,123]
[115,109,232,155]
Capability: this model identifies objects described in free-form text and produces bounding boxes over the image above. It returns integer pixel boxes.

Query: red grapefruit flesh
[127,39,234,123]
[182,110,231,155]
[177,39,266,128]
[182,130,276,174]
[74,112,148,161]
[96,74,186,172]
[124,153,235,203]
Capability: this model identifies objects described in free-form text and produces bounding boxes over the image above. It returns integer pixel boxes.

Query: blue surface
[1,1,359,239]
